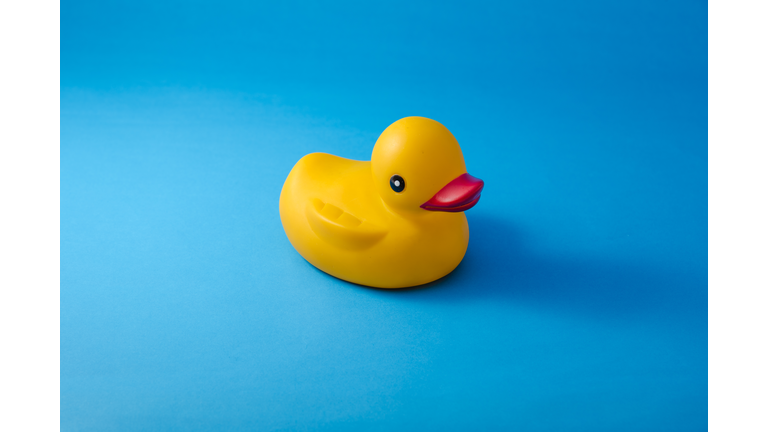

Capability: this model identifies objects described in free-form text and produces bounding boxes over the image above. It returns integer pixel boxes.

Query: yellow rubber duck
[279,116,484,288]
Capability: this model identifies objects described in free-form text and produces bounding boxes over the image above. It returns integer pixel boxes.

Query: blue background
[61,1,708,430]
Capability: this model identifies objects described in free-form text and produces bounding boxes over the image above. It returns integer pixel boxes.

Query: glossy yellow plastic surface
[279,116,480,288]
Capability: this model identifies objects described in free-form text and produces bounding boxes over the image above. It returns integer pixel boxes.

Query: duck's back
[280,152,387,225]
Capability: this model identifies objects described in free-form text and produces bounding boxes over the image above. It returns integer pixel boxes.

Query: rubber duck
[279,116,484,288]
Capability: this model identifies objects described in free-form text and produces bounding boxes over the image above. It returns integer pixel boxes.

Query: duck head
[371,117,484,214]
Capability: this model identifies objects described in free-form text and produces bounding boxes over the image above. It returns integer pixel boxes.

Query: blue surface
[61,1,707,430]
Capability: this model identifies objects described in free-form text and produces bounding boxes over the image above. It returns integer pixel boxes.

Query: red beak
[421,173,484,212]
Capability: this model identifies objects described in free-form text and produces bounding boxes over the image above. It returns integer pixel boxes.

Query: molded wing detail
[306,199,387,250]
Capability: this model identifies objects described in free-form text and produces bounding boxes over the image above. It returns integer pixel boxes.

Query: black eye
[390,175,405,193]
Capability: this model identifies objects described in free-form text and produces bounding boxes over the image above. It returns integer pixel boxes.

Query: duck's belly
[279,153,470,288]
[288,216,469,289]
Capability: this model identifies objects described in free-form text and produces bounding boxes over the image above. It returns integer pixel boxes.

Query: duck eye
[390,175,405,193]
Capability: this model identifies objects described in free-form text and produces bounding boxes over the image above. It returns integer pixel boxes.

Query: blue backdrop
[61,1,708,430]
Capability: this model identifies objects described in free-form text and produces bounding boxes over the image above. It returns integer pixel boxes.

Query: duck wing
[306,198,387,250]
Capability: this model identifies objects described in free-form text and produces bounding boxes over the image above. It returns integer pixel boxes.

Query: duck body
[279,117,483,289]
